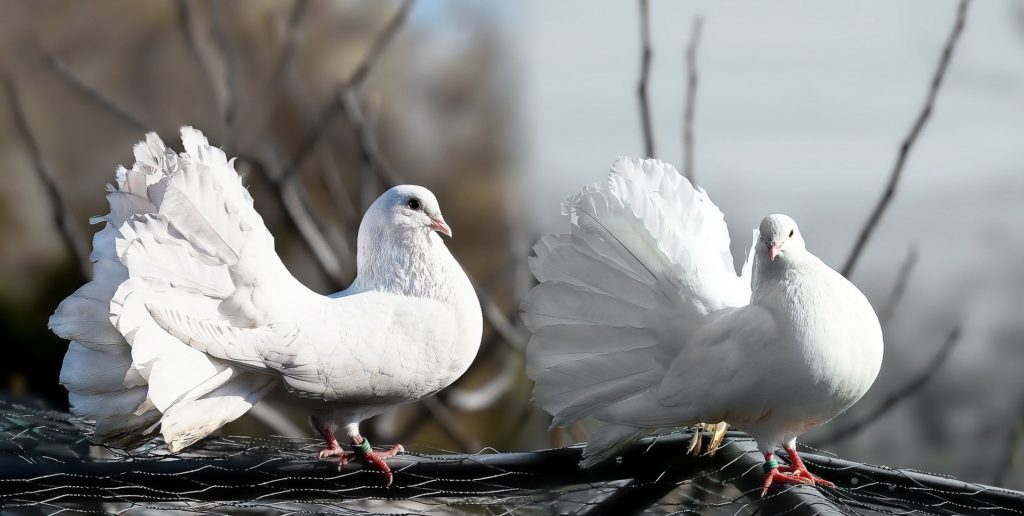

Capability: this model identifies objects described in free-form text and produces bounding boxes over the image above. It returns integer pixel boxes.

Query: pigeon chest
[317,297,480,404]
[776,274,884,415]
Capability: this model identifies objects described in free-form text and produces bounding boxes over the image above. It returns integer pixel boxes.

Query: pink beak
[768,242,782,261]
[430,217,452,238]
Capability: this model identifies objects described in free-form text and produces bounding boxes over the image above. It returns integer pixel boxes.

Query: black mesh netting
[1,399,1022,515]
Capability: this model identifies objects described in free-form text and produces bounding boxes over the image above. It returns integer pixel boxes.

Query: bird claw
[322,443,405,486]
[358,444,405,486]
[761,465,835,497]
[318,447,353,460]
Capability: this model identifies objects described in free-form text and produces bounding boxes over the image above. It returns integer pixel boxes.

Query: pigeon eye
[788,229,794,238]
[407,198,421,210]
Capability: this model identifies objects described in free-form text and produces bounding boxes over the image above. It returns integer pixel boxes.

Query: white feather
[524,158,883,465]
[52,127,482,452]
[523,159,753,435]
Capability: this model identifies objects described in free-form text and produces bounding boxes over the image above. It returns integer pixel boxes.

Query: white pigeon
[50,127,482,483]
[522,158,883,495]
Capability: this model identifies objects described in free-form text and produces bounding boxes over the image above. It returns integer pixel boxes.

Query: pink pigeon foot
[760,447,834,497]
[349,436,405,485]
[312,417,405,485]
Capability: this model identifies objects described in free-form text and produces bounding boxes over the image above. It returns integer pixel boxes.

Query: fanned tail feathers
[50,127,285,451]
[522,158,752,466]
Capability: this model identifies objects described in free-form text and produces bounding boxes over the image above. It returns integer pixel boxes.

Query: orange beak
[430,217,452,237]
[768,242,782,261]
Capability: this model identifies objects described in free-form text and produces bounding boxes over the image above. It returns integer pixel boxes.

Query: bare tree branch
[478,287,529,352]
[682,16,702,183]
[878,245,918,326]
[816,326,961,446]
[842,0,969,277]
[268,0,310,93]
[209,1,239,127]
[341,89,404,188]
[236,155,348,286]
[279,99,345,184]
[46,55,147,132]
[3,75,91,279]
[280,0,415,186]
[637,0,655,158]
[347,0,416,89]
[176,0,230,130]
[234,0,310,147]
[280,57,358,273]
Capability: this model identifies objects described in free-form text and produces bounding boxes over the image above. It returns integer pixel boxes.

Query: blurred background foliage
[1,0,1024,495]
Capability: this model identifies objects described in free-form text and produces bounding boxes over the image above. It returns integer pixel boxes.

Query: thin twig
[682,16,702,183]
[237,155,347,286]
[279,99,346,184]
[268,0,310,92]
[235,0,310,146]
[46,55,147,132]
[280,0,415,185]
[341,88,404,187]
[3,75,91,279]
[636,0,655,158]
[842,0,969,277]
[176,0,230,129]
[817,327,961,446]
[478,287,530,351]
[347,0,416,89]
[281,53,358,272]
[209,1,239,127]
[878,245,918,326]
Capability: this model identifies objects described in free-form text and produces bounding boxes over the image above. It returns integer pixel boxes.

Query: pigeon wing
[148,288,463,403]
[523,158,753,429]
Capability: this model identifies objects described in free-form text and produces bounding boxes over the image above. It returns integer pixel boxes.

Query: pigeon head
[758,214,806,262]
[368,185,452,238]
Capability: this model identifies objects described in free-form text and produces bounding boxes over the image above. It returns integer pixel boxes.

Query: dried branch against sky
[842,0,970,277]
[682,16,702,183]
[877,245,918,327]
[637,0,655,158]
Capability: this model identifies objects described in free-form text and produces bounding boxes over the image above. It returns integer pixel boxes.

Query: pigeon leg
[779,443,834,488]
[345,423,405,486]
[760,444,836,497]
[312,415,355,460]
[760,451,809,497]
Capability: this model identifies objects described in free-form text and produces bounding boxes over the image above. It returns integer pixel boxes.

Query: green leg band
[762,459,779,473]
[355,438,372,454]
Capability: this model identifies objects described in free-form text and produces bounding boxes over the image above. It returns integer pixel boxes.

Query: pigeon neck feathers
[353,217,461,301]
